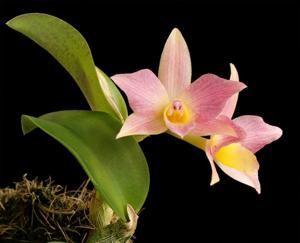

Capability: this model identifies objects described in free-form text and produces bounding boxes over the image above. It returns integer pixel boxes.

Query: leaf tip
[5,14,23,28]
[21,115,36,135]
[5,19,12,27]
[5,17,16,28]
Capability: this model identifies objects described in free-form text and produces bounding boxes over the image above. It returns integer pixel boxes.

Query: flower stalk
[167,130,208,151]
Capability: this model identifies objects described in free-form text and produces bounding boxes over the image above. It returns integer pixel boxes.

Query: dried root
[0,175,94,242]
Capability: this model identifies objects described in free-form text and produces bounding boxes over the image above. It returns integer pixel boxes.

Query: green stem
[167,131,208,151]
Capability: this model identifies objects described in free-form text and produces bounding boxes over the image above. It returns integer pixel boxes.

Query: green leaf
[46,242,67,243]
[6,13,119,118]
[22,111,149,220]
[134,135,148,142]
[95,66,128,122]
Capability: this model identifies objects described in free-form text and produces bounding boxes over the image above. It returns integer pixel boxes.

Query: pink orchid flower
[205,64,283,193]
[111,29,246,139]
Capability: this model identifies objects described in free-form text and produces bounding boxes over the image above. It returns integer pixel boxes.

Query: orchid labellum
[112,29,246,139]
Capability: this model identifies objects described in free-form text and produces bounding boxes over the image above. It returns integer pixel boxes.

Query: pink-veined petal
[111,69,169,115]
[206,118,246,155]
[182,74,247,122]
[158,28,191,99]
[192,115,244,137]
[219,63,240,119]
[205,145,220,185]
[214,143,261,193]
[233,115,283,153]
[116,113,167,138]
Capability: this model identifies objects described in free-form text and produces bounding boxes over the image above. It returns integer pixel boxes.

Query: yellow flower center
[164,100,191,124]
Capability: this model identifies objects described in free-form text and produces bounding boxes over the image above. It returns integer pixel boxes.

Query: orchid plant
[6,13,282,242]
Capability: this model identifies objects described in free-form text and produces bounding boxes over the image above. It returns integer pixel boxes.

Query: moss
[0,175,94,242]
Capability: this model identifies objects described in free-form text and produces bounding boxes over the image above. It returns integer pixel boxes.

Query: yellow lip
[164,100,192,124]
[214,142,258,173]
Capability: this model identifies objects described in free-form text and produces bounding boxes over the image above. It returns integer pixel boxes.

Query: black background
[0,0,299,242]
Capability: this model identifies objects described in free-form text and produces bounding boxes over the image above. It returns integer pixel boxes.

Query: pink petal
[116,113,167,138]
[181,74,247,122]
[206,118,246,156]
[233,115,283,153]
[111,69,169,115]
[219,63,240,119]
[205,145,220,185]
[214,143,261,193]
[158,28,192,99]
[192,115,244,137]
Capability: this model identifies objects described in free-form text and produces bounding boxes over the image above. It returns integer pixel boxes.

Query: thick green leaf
[46,242,66,243]
[95,66,128,122]
[6,13,118,118]
[22,111,149,220]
